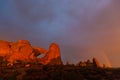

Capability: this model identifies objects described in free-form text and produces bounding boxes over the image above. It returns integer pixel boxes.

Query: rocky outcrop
[76,58,101,68]
[11,40,35,62]
[0,40,36,63]
[0,40,11,57]
[93,57,101,67]
[0,40,63,65]
[39,43,63,65]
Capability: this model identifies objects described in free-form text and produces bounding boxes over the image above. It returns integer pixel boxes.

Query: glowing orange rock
[33,47,48,57]
[0,40,36,63]
[0,40,63,65]
[0,40,11,57]
[8,40,36,63]
[39,43,63,65]
[11,40,33,56]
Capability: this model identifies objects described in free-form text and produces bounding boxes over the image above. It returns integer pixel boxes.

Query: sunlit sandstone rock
[8,40,35,63]
[33,47,48,57]
[0,40,11,57]
[10,40,32,56]
[38,43,63,65]
[0,40,63,65]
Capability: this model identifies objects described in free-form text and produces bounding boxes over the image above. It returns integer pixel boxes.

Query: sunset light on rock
[0,0,120,79]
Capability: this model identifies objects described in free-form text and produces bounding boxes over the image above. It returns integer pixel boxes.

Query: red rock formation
[39,43,63,65]
[33,47,48,57]
[9,40,36,63]
[0,40,63,65]
[0,40,11,57]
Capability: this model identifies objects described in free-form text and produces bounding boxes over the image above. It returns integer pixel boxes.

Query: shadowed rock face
[0,40,63,65]
[93,57,101,67]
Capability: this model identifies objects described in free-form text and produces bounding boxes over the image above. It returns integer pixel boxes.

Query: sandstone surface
[0,40,63,65]
[39,43,63,65]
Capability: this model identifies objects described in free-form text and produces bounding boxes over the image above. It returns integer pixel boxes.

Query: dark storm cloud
[0,0,120,67]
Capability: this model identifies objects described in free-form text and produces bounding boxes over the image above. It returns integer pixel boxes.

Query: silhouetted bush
[0,63,120,80]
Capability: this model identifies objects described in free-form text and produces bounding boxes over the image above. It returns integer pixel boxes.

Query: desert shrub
[0,56,3,63]
[62,71,84,80]
[49,71,62,80]
[8,75,16,80]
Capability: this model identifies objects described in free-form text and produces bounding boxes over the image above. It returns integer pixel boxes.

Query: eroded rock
[8,40,35,63]
[0,40,63,65]
[0,40,11,57]
[39,43,63,65]
[33,47,48,57]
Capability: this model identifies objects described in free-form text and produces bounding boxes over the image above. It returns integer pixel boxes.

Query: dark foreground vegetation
[0,62,120,80]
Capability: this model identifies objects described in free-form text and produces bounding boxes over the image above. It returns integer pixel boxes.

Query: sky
[0,0,120,67]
